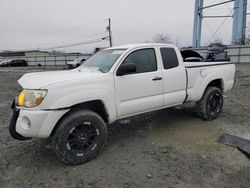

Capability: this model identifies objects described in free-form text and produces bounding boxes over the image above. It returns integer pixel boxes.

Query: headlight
[18,89,47,108]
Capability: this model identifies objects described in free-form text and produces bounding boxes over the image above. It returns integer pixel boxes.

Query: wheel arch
[206,79,224,92]
[196,78,225,101]
[50,100,109,137]
[70,99,109,123]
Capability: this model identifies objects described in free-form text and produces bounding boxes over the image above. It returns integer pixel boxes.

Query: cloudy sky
[0,0,241,53]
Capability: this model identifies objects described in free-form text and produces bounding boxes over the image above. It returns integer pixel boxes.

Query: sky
[0,0,243,53]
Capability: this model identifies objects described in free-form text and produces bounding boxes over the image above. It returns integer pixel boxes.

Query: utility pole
[108,18,113,47]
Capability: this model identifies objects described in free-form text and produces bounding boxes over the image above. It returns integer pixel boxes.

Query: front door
[115,48,163,118]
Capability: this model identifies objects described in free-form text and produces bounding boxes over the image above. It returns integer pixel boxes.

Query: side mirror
[117,63,136,76]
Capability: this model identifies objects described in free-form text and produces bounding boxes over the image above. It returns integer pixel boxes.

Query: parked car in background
[202,47,230,62]
[181,50,204,62]
[181,47,230,63]
[0,59,27,67]
[0,59,12,67]
[67,58,86,68]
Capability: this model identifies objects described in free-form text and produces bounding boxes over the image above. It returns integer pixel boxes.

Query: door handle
[152,76,162,81]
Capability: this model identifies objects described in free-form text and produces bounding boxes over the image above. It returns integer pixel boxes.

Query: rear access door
[159,47,187,107]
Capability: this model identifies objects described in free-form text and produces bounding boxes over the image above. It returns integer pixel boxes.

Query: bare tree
[152,33,172,44]
[152,33,182,48]
[174,37,180,48]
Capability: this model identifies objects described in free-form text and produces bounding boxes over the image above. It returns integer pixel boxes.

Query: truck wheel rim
[208,93,222,115]
[66,122,98,154]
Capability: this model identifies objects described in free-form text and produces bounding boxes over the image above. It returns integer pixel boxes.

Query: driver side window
[122,48,157,74]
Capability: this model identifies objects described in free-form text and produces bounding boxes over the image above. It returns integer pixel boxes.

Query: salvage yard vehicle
[0,59,12,67]
[67,58,86,68]
[9,43,235,165]
[0,59,27,67]
[202,47,230,62]
[181,47,230,62]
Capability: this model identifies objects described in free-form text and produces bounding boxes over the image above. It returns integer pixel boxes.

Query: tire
[196,86,223,121]
[51,110,107,165]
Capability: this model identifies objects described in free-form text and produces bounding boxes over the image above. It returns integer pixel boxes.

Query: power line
[55,32,108,45]
[0,19,111,51]
[20,32,108,48]
[40,36,108,50]
[33,18,108,36]
[1,18,109,38]
[0,32,109,51]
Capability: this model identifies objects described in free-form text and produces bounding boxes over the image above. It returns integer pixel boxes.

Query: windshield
[79,49,126,73]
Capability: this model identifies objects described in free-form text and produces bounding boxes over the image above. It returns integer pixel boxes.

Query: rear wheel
[51,110,107,165]
[196,87,223,120]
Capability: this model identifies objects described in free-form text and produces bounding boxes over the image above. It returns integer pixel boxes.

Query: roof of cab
[106,43,176,50]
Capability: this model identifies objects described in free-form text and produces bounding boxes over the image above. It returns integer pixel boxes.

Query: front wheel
[196,87,223,120]
[51,110,107,165]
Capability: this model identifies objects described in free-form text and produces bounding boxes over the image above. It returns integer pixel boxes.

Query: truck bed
[184,61,233,68]
[184,61,235,102]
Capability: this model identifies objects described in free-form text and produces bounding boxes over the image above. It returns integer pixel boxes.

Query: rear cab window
[160,48,179,69]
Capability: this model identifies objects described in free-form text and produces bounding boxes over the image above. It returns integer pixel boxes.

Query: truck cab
[114,45,187,118]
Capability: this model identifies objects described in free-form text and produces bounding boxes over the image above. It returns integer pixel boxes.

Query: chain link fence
[1,45,250,65]
[0,54,91,66]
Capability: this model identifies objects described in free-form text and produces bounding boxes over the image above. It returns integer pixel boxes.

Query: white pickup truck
[9,43,235,165]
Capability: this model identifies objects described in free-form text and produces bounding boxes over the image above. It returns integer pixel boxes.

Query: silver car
[67,58,86,68]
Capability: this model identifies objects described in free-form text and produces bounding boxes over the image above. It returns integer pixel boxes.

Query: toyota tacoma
[9,44,235,165]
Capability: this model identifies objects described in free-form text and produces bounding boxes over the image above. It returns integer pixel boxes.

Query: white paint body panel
[15,43,235,138]
[115,71,164,117]
[114,46,164,118]
[16,109,69,138]
[185,62,235,101]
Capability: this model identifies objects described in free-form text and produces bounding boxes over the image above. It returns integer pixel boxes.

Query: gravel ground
[0,65,249,188]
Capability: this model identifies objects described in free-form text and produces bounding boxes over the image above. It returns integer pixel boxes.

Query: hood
[18,68,103,89]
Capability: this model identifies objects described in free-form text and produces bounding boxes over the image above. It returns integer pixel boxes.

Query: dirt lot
[0,65,250,188]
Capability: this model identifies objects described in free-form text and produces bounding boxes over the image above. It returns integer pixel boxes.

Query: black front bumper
[9,99,31,141]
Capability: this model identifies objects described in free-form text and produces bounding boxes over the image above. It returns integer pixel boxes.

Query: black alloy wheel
[52,110,107,165]
[197,86,224,120]
[67,121,99,156]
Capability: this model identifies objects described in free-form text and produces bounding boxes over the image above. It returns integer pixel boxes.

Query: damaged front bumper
[9,99,69,140]
[9,99,31,140]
